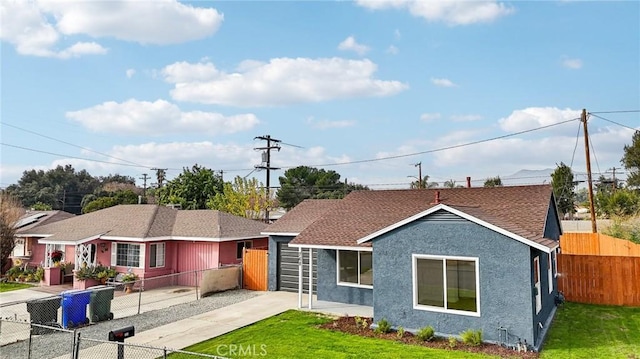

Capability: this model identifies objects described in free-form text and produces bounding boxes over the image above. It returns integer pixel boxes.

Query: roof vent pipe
[466,176,471,188]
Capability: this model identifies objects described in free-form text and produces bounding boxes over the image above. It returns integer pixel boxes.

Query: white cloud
[65,99,260,136]
[498,107,581,132]
[386,45,399,55]
[163,58,408,107]
[337,36,370,55]
[431,78,457,87]
[450,114,483,122]
[394,29,401,39]
[126,69,136,78]
[307,117,356,130]
[356,0,514,25]
[562,57,583,69]
[420,113,441,122]
[0,0,222,58]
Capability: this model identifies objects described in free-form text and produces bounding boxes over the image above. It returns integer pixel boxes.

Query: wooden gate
[243,248,268,291]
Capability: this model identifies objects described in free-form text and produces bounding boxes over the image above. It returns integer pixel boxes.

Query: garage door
[278,243,317,293]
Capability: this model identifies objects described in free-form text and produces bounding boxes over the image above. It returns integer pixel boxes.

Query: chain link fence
[0,321,227,359]
[1,267,242,358]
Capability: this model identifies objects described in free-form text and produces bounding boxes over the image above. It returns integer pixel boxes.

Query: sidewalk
[128,291,299,349]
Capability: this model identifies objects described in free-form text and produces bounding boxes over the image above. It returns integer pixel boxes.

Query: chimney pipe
[466,177,471,188]
[431,191,441,204]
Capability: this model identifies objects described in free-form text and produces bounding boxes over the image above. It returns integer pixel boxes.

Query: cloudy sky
[1,0,638,190]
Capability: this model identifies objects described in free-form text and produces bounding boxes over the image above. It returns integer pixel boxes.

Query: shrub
[460,329,483,346]
[448,336,458,348]
[374,318,392,334]
[396,326,405,339]
[416,325,435,341]
[34,267,44,282]
[354,316,363,327]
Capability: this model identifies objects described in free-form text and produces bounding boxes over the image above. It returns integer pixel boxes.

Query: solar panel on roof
[15,213,48,228]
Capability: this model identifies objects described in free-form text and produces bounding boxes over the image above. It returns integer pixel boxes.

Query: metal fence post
[72,331,81,359]
[164,347,168,359]
[28,324,33,359]
[137,280,143,315]
[195,270,199,300]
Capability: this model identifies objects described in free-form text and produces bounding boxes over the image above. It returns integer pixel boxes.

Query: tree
[207,176,272,219]
[621,131,640,188]
[30,202,52,211]
[1,191,23,274]
[157,165,224,210]
[595,188,640,218]
[483,176,503,187]
[551,162,576,218]
[276,166,369,210]
[409,175,439,189]
[82,189,140,213]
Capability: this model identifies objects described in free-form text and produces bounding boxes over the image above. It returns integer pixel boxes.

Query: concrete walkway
[129,291,299,349]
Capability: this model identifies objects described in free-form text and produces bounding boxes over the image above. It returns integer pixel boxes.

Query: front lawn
[183,310,494,358]
[542,302,640,358]
[0,282,33,292]
[181,303,640,359]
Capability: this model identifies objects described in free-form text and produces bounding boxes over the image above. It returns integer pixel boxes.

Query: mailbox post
[108,326,135,359]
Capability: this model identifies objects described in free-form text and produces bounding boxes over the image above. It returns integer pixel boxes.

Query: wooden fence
[560,232,640,257]
[558,254,640,306]
[242,248,268,291]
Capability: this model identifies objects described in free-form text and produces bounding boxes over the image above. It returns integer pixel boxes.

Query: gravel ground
[1,289,261,359]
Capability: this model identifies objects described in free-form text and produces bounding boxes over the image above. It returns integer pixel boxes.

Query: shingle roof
[15,210,75,235]
[30,205,267,243]
[290,185,559,250]
[262,199,342,234]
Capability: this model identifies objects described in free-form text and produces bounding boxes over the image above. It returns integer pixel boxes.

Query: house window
[552,249,558,277]
[116,243,140,267]
[337,250,373,288]
[413,254,479,316]
[149,243,165,268]
[237,241,252,260]
[548,252,554,294]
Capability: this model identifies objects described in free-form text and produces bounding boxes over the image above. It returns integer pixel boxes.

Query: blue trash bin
[61,289,91,328]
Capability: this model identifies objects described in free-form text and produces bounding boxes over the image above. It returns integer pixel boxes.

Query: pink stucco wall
[218,237,268,265]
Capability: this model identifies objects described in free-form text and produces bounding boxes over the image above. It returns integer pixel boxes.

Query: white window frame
[552,248,559,277]
[534,256,542,314]
[149,243,166,268]
[111,243,145,269]
[336,250,373,289]
[412,254,480,317]
[236,240,253,260]
[547,252,554,294]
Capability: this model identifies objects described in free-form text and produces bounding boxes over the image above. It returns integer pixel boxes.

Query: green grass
[0,282,33,292]
[181,310,492,358]
[177,303,640,359]
[542,302,640,359]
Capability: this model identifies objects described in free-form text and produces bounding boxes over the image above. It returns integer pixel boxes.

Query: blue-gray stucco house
[263,185,562,351]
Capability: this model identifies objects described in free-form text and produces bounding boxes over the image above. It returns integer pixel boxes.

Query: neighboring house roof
[15,210,75,236]
[29,204,267,244]
[262,199,342,235]
[290,185,559,253]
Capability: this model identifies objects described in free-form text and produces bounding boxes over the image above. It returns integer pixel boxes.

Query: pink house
[11,210,75,268]
[29,205,268,286]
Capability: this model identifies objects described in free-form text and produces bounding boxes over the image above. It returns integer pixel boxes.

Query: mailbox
[108,326,135,342]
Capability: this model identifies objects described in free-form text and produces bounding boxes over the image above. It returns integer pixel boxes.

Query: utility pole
[414,162,423,189]
[582,109,597,233]
[217,170,224,182]
[151,168,167,188]
[254,135,281,223]
[607,167,621,191]
[139,173,150,198]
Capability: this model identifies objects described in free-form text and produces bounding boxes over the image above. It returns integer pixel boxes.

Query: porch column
[298,247,303,309]
[308,248,313,309]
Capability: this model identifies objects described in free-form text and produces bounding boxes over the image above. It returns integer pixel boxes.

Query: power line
[1,143,150,168]
[589,113,639,132]
[280,117,582,169]
[589,110,640,114]
[1,122,144,167]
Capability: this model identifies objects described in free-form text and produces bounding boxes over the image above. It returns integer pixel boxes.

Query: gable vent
[420,209,466,223]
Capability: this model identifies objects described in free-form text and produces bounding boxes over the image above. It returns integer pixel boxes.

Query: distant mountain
[502,169,554,186]
[503,168,593,187]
